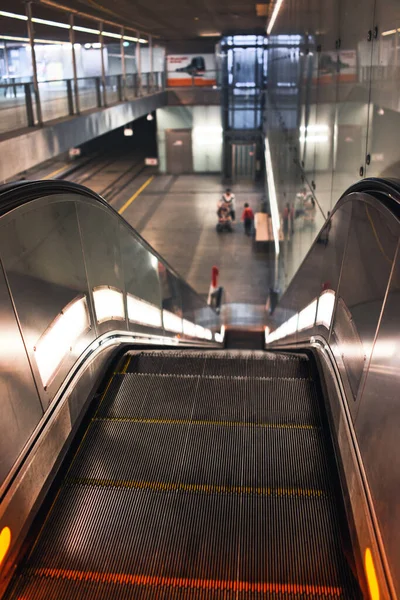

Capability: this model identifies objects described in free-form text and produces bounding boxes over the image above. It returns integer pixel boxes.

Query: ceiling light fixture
[200,32,221,37]
[382,29,396,36]
[102,31,122,39]
[32,17,70,29]
[73,25,100,35]
[0,34,70,45]
[0,10,27,21]
[267,0,285,35]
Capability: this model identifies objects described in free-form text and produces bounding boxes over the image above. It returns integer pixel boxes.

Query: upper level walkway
[0,75,220,183]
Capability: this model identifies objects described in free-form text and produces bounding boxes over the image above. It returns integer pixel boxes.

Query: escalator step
[126,351,311,379]
[7,486,358,599]
[98,373,321,426]
[4,351,361,600]
[66,420,332,493]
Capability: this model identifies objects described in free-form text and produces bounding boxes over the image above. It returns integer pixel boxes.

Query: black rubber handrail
[0,179,219,316]
[339,177,400,218]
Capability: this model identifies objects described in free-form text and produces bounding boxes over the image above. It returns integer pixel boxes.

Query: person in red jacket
[241,203,254,236]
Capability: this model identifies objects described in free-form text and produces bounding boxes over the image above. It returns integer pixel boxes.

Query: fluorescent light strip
[316,290,335,329]
[298,299,317,331]
[32,17,70,29]
[127,294,162,328]
[183,319,197,338]
[194,324,213,340]
[35,296,89,387]
[93,287,125,323]
[0,35,71,45]
[73,25,101,35]
[264,137,281,255]
[382,29,397,36]
[0,10,147,42]
[163,310,183,334]
[265,313,298,344]
[267,0,285,35]
[0,10,27,20]
[103,31,122,39]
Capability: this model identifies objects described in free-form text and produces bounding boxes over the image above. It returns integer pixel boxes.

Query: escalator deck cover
[5,351,361,599]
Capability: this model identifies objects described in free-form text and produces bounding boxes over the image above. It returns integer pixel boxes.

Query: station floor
[114,174,275,311]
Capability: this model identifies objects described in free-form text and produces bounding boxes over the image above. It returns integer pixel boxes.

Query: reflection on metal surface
[35,296,90,388]
[333,297,365,399]
[266,0,285,35]
[316,290,335,330]
[127,294,162,328]
[162,310,183,334]
[93,287,125,323]
[365,548,380,600]
[0,527,11,566]
[264,137,281,255]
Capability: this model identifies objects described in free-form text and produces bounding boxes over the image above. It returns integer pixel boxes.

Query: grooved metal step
[126,351,312,379]
[4,350,361,600]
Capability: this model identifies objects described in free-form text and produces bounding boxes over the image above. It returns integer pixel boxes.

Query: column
[120,27,127,100]
[26,1,42,124]
[99,22,107,106]
[136,31,142,95]
[69,14,80,114]
[149,35,154,91]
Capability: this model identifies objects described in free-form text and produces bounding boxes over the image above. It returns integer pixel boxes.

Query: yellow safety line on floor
[43,165,67,180]
[93,416,319,430]
[65,478,328,498]
[118,176,154,215]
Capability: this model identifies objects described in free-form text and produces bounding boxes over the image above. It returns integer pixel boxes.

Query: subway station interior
[0,0,399,598]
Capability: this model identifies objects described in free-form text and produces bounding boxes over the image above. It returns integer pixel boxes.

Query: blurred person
[220,188,236,221]
[241,203,254,236]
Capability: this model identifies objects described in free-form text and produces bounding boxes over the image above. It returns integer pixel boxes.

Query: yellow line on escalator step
[65,477,328,498]
[118,176,154,215]
[93,416,318,430]
[120,356,131,374]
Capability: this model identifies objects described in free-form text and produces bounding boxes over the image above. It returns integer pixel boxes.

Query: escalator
[4,350,360,599]
[0,178,399,600]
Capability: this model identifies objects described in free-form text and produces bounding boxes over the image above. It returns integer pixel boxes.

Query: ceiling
[30,0,270,40]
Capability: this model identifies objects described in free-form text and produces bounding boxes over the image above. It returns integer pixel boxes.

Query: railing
[0,71,165,136]
[265,177,400,600]
[0,178,222,582]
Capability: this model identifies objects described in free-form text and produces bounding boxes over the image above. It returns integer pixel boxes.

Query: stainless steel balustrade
[0,180,221,500]
[265,178,400,600]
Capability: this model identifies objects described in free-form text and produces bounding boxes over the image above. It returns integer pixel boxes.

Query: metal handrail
[0,71,165,133]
